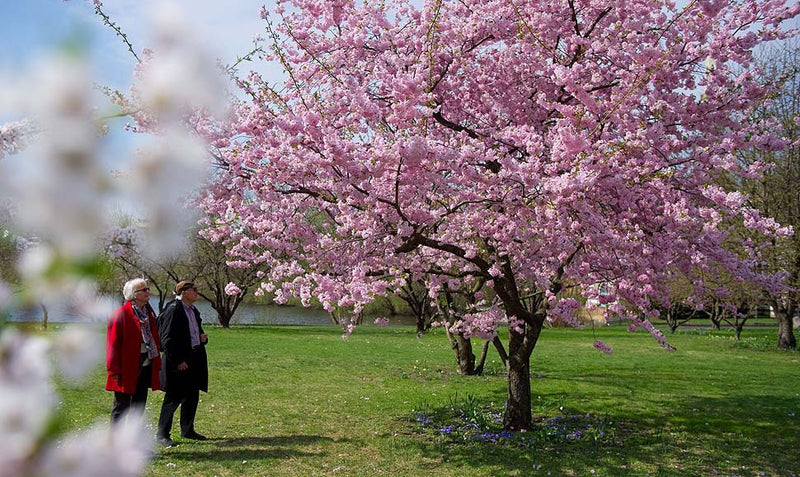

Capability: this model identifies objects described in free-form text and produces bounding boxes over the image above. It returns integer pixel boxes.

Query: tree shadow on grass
[401,393,800,477]
[157,434,350,464]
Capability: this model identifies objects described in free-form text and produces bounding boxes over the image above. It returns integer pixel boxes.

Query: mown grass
[53,323,800,477]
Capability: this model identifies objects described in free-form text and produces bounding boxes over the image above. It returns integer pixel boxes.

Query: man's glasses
[135,287,150,293]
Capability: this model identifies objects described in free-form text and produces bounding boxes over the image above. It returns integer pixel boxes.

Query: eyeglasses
[135,287,150,293]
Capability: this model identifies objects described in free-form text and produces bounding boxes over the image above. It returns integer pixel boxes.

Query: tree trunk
[41,303,48,330]
[777,312,797,350]
[769,298,797,350]
[415,313,431,336]
[492,335,509,368]
[474,339,491,375]
[443,323,476,375]
[217,309,232,328]
[454,334,476,375]
[504,326,533,431]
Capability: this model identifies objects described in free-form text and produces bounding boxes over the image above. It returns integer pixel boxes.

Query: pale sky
[0,0,281,92]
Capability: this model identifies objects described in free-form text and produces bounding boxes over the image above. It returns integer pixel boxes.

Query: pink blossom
[374,317,390,327]
[593,340,613,355]
[224,282,242,296]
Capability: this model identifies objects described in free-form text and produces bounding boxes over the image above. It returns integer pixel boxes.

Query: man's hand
[177,361,188,371]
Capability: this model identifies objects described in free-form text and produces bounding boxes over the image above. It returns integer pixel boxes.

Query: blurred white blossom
[51,326,103,382]
[66,281,117,323]
[0,330,56,477]
[0,328,52,386]
[34,412,152,477]
[0,120,36,159]
[0,326,152,477]
[0,281,11,308]
[0,54,109,259]
[135,2,228,121]
[15,245,97,304]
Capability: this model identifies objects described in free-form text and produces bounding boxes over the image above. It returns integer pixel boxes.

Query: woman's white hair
[122,278,147,301]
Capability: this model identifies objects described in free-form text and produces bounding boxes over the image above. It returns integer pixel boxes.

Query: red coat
[105,301,162,393]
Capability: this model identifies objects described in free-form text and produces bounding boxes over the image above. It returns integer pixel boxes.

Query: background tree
[738,41,800,349]
[106,224,184,312]
[395,276,437,336]
[106,222,262,326]
[201,0,799,430]
[190,231,263,328]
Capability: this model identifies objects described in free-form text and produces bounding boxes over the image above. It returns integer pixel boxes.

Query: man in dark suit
[156,280,209,446]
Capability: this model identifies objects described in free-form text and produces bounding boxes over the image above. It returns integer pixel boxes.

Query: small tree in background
[106,222,262,326]
[106,223,184,312]
[191,231,263,328]
[395,276,437,336]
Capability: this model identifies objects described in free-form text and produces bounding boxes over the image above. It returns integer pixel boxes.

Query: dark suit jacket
[157,299,208,393]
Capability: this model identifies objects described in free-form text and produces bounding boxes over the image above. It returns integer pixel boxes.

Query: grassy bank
[56,324,799,476]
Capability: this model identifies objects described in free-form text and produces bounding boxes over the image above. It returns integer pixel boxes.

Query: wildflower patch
[411,394,615,448]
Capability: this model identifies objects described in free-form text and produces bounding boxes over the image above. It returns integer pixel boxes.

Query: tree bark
[454,334,476,375]
[492,335,509,368]
[493,270,550,431]
[504,325,534,431]
[777,311,797,350]
[502,309,545,430]
[474,339,491,375]
[769,297,797,350]
[41,303,48,330]
[215,307,233,328]
[415,312,432,336]
[443,322,477,375]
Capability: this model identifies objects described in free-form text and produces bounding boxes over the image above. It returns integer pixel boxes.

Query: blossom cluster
[0,328,151,477]
[224,282,242,296]
[0,120,35,159]
[448,308,505,340]
[592,340,613,355]
[373,317,390,327]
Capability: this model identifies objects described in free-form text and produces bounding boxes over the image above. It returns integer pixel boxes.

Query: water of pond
[6,296,417,327]
[191,300,416,327]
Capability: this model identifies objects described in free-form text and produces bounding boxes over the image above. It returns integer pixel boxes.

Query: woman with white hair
[105,278,162,423]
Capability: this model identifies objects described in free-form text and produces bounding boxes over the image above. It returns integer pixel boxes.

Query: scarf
[132,303,159,359]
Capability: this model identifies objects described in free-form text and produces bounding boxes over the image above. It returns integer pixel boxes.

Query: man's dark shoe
[157,436,176,447]
[181,431,207,441]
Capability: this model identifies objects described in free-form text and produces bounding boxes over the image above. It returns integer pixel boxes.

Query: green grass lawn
[55,324,800,477]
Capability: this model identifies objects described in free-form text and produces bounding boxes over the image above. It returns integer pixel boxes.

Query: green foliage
[52,324,800,477]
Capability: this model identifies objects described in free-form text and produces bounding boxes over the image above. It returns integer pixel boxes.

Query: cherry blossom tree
[201,0,799,430]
